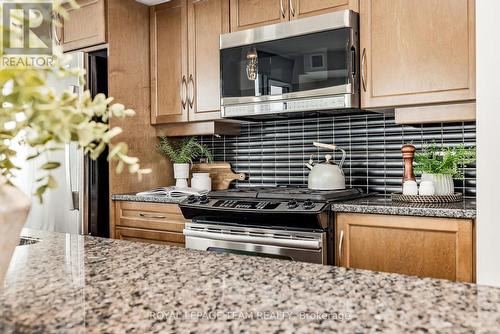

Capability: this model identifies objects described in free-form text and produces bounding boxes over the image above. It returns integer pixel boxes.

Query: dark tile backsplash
[199,112,476,198]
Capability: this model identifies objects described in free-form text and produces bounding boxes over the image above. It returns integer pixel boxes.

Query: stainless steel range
[179,187,364,264]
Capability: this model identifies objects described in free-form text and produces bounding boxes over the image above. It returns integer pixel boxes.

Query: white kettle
[305,142,346,190]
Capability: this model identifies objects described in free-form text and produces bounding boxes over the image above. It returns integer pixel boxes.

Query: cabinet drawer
[116,201,189,233]
[115,227,185,247]
[63,0,107,52]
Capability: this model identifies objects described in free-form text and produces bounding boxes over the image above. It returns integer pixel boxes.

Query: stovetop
[209,186,364,202]
[179,186,365,232]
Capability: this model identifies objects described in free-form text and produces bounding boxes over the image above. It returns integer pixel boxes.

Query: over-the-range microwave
[220,10,359,120]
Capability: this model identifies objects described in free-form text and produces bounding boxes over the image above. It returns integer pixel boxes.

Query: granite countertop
[113,191,476,219]
[111,193,184,204]
[332,195,476,219]
[1,229,499,333]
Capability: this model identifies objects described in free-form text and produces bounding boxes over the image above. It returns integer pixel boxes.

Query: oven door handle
[183,229,322,250]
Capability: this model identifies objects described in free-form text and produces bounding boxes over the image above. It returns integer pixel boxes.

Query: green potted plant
[414,144,476,195]
[156,137,213,188]
[0,2,148,283]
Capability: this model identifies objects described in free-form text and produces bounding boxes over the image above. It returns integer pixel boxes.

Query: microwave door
[220,10,359,119]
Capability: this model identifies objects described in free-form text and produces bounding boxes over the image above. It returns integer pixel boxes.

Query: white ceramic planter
[173,163,190,188]
[421,173,455,195]
[0,175,31,284]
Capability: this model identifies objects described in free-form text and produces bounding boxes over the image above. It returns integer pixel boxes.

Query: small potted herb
[413,144,476,195]
[156,137,213,188]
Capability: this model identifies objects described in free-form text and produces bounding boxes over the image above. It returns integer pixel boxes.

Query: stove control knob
[303,200,315,210]
[187,195,198,204]
[287,201,299,209]
[199,195,210,204]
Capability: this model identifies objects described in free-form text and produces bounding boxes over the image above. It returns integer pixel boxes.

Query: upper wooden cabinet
[229,0,357,31]
[60,0,107,52]
[290,0,358,19]
[230,0,288,31]
[336,213,474,282]
[150,0,188,124]
[150,0,228,125]
[188,0,230,121]
[360,0,476,109]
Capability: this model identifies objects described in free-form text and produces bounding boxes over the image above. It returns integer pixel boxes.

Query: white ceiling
[136,0,170,5]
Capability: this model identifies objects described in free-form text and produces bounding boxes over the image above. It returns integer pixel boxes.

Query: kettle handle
[313,142,337,150]
[313,142,346,168]
[337,148,346,169]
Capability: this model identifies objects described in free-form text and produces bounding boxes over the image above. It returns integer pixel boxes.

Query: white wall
[476,0,500,286]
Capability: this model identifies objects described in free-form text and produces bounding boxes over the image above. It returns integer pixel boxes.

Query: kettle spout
[305,155,314,170]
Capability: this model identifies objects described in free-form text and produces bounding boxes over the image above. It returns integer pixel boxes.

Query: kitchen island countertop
[1,229,498,333]
[332,195,476,219]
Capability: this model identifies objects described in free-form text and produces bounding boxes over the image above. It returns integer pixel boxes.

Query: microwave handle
[361,48,367,92]
[350,46,356,77]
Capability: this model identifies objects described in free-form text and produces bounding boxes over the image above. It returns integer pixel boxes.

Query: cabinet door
[187,0,229,121]
[336,213,474,282]
[360,0,475,109]
[62,0,107,52]
[229,0,288,32]
[290,0,357,19]
[150,0,189,124]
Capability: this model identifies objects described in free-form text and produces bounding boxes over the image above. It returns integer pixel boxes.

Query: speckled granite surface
[1,229,498,333]
[332,195,476,219]
[111,193,184,204]
[113,192,476,219]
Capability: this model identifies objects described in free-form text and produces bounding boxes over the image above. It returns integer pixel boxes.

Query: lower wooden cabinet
[335,213,474,282]
[115,227,185,247]
[112,201,189,247]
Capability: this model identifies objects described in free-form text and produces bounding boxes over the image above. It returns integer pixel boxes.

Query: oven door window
[221,28,352,99]
[207,247,294,261]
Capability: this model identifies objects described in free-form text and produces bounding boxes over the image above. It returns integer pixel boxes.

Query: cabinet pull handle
[181,75,187,109]
[188,74,194,109]
[361,48,367,92]
[139,213,166,219]
[280,0,285,19]
[338,230,344,263]
[289,0,295,17]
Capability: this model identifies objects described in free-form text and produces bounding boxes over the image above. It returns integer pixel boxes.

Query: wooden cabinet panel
[360,0,475,109]
[336,213,474,282]
[117,201,189,233]
[187,0,229,121]
[115,227,185,247]
[230,0,288,32]
[62,0,107,52]
[291,0,357,19]
[150,0,189,124]
[112,201,189,246]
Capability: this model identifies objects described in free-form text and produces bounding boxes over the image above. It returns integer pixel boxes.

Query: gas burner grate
[209,187,364,202]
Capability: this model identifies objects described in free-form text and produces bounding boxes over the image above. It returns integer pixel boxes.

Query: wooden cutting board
[191,163,246,190]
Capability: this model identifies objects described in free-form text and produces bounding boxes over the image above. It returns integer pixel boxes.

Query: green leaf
[47,175,58,189]
[41,162,61,170]
[27,153,40,160]
[35,185,48,203]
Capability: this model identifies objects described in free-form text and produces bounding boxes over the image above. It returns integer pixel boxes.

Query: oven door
[183,223,327,264]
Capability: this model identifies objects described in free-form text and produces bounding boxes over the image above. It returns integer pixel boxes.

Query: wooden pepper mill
[401,144,416,183]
